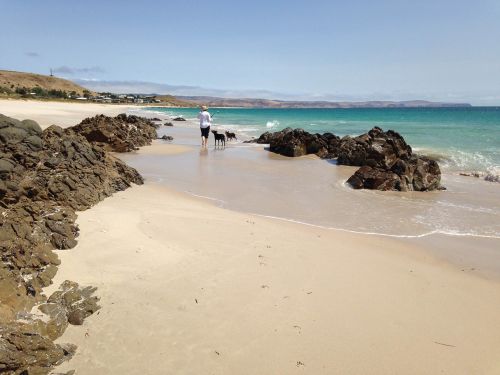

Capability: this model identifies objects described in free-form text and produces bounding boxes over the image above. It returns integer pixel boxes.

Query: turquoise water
[147,107,500,175]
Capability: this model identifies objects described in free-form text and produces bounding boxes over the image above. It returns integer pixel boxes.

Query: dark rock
[248,127,340,158]
[346,166,401,190]
[172,116,186,121]
[0,113,143,373]
[149,117,161,121]
[72,113,157,152]
[337,127,412,169]
[159,135,173,141]
[164,122,174,127]
[253,126,441,191]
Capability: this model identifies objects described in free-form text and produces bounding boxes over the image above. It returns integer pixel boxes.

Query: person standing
[197,105,212,147]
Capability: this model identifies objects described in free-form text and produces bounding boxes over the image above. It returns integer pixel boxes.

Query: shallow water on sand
[119,126,500,240]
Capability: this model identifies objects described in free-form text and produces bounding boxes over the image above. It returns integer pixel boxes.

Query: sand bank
[0,99,132,128]
[49,183,500,375]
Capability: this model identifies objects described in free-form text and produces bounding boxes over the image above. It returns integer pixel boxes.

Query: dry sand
[3,100,499,374]
[0,99,132,128]
[47,183,500,375]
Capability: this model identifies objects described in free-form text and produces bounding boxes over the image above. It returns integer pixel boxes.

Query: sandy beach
[0,99,131,128]
[3,101,500,374]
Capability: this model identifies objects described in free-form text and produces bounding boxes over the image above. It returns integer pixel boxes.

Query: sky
[1,0,499,104]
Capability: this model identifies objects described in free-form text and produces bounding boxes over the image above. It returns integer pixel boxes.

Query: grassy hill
[0,69,90,96]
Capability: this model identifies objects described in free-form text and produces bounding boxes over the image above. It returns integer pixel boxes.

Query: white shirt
[197,111,212,128]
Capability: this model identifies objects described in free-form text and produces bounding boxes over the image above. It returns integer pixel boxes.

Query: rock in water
[337,127,412,168]
[252,125,442,191]
[340,128,441,191]
[249,127,340,158]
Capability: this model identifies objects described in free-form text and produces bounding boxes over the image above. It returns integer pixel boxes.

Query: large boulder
[337,127,412,169]
[72,113,157,152]
[346,156,441,192]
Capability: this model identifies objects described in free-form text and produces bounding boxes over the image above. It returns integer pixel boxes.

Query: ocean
[147,106,500,176]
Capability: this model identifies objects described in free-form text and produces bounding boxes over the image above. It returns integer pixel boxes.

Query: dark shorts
[200,126,210,138]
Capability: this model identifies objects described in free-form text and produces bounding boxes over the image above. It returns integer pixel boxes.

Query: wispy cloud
[53,65,105,75]
[25,51,40,57]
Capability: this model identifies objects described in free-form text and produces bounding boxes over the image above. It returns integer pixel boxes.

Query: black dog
[211,130,226,147]
[225,131,237,141]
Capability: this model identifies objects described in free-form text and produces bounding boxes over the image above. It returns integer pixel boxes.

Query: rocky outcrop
[172,116,186,121]
[0,280,98,375]
[337,127,411,168]
[72,113,157,152]
[338,127,441,191]
[249,127,340,158]
[346,156,441,191]
[0,113,147,374]
[252,125,442,191]
[159,135,173,141]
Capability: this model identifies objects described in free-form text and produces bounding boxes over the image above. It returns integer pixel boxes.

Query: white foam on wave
[266,120,279,128]
[176,189,500,240]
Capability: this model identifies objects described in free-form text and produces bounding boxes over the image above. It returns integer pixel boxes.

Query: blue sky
[1,0,499,104]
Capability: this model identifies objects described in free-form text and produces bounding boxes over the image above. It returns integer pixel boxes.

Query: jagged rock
[340,128,441,191]
[72,113,157,152]
[0,323,76,374]
[252,126,441,191]
[38,280,100,333]
[337,127,412,168]
[0,113,144,374]
[248,127,340,158]
[149,117,161,121]
[164,122,174,127]
[159,135,173,141]
[172,116,186,121]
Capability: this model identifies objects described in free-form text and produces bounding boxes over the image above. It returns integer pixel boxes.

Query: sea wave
[266,120,279,128]
[414,147,499,177]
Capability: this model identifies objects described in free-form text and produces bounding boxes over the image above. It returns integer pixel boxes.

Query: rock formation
[249,127,340,158]
[251,126,442,191]
[0,113,149,374]
[72,113,157,152]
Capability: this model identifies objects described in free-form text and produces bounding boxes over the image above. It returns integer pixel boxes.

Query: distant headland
[0,70,471,108]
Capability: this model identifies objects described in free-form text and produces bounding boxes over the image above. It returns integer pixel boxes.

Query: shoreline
[51,181,500,374]
[1,100,499,374]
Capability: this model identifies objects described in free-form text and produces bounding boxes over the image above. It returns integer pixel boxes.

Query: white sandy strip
[0,99,133,129]
[49,183,500,375]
